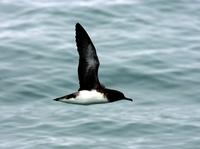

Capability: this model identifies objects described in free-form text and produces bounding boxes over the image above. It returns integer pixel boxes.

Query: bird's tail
[53,96,65,101]
[53,93,77,101]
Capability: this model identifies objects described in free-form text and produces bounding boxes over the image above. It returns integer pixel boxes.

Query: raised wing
[75,23,101,90]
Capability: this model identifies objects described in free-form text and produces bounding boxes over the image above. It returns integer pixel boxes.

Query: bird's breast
[61,90,108,105]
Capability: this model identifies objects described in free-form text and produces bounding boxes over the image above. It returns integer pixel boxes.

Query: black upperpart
[75,23,132,102]
[53,23,132,103]
[103,88,133,102]
[75,23,101,91]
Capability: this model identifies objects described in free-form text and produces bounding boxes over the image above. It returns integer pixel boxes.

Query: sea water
[0,0,200,148]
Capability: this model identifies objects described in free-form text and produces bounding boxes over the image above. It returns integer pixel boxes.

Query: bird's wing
[75,23,101,91]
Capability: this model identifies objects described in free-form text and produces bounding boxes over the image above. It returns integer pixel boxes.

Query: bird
[54,23,133,105]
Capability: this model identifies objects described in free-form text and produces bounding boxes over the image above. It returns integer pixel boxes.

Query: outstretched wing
[75,23,101,91]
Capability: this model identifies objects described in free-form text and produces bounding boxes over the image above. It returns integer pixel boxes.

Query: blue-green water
[1,0,200,148]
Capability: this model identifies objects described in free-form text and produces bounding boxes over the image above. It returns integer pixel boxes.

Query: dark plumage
[54,23,133,105]
[76,23,101,91]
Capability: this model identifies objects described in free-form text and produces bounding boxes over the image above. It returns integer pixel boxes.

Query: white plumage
[54,23,133,105]
[59,90,108,105]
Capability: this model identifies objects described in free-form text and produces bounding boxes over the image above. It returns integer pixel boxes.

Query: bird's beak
[124,97,133,102]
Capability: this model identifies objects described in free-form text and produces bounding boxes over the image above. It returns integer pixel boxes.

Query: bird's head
[105,89,133,102]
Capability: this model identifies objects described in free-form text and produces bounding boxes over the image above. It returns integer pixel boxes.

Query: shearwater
[54,23,133,105]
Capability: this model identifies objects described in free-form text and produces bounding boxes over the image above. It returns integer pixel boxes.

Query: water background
[1,0,200,148]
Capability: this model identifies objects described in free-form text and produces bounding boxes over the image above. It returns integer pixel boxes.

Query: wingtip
[75,22,82,29]
[75,23,82,35]
[76,22,80,26]
[75,22,91,49]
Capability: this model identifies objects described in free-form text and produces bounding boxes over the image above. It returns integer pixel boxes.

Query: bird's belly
[60,90,108,105]
[62,98,108,105]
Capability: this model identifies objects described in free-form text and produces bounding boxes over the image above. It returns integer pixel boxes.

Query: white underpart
[60,90,108,105]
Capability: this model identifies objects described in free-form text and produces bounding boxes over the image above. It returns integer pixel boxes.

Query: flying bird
[54,23,133,105]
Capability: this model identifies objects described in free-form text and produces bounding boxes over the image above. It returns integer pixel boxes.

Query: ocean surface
[1,0,200,148]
